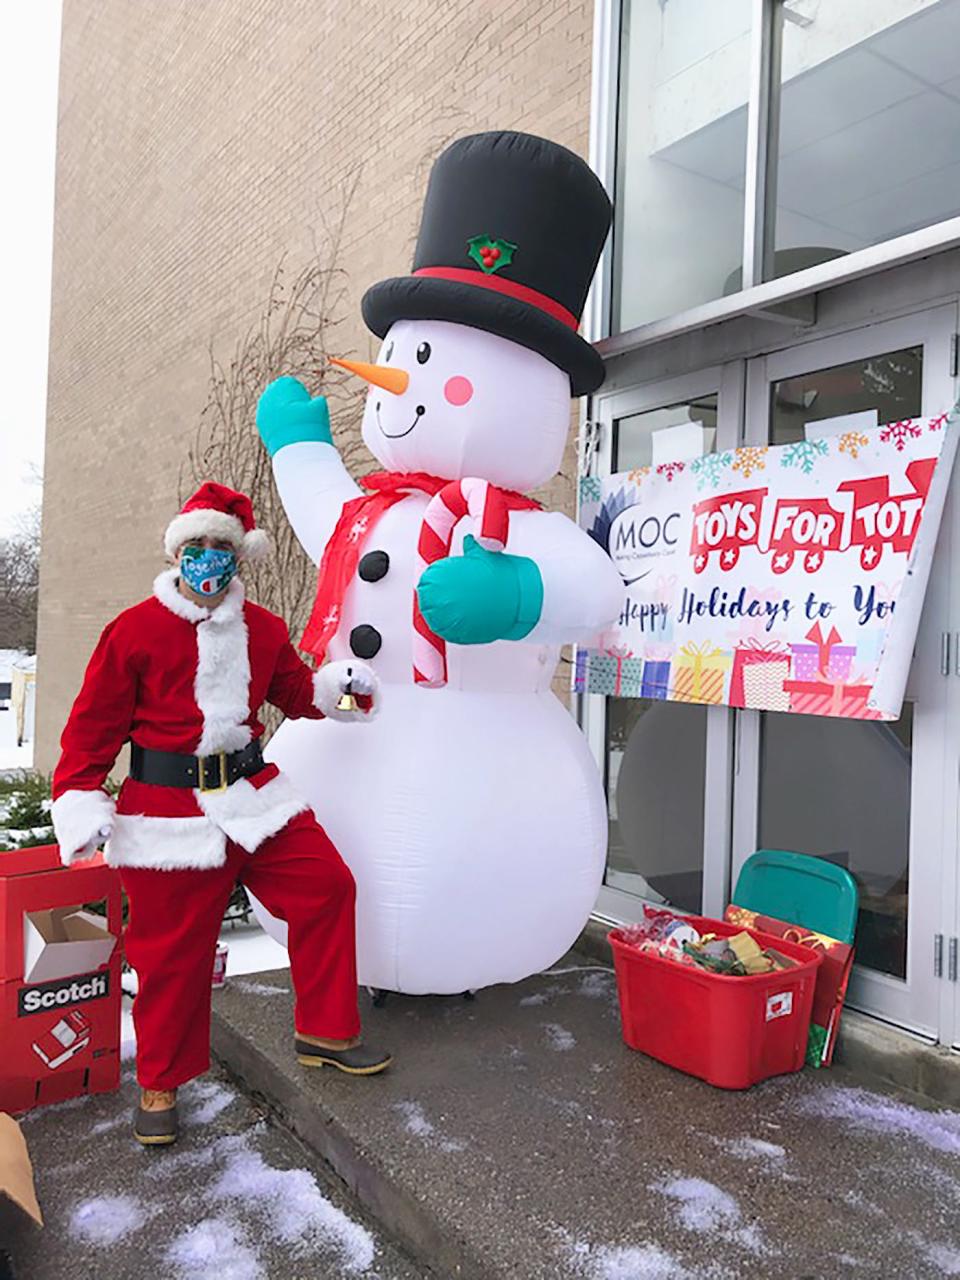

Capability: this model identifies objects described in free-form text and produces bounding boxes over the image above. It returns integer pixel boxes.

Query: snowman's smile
[376,401,425,439]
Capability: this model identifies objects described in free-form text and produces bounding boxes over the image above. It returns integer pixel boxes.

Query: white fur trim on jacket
[164,510,271,562]
[195,770,308,853]
[52,789,116,867]
[153,570,253,756]
[106,814,227,870]
[313,659,380,722]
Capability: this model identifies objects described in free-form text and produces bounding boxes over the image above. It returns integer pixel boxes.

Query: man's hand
[256,377,333,457]
[417,535,543,644]
[313,660,379,722]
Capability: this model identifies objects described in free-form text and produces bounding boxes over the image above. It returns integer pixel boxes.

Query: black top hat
[361,131,613,396]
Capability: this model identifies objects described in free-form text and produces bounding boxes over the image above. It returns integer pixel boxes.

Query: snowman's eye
[416,342,431,365]
[385,341,394,362]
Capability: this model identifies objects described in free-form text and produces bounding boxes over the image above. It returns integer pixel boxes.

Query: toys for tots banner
[575,410,959,719]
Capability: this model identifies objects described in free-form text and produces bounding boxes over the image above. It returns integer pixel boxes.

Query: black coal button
[358,550,390,582]
[350,625,382,659]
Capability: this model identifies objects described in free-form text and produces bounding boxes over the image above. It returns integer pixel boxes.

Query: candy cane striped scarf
[300,472,541,667]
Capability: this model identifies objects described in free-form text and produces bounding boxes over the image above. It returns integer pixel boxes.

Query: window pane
[614,0,752,331]
[774,0,960,272]
[606,697,707,913]
[769,346,923,445]
[758,706,913,979]
[614,394,718,471]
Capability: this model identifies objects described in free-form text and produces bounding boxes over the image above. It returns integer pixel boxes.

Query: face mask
[179,545,238,597]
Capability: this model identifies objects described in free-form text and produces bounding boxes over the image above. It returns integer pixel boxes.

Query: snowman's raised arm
[256,377,362,564]
[506,509,623,646]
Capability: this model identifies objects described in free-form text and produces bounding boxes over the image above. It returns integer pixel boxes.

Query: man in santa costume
[51,482,391,1147]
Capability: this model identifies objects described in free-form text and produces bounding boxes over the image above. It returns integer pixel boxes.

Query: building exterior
[39,0,960,1045]
[36,0,594,766]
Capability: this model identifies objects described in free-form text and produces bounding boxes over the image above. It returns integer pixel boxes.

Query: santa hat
[164,482,271,562]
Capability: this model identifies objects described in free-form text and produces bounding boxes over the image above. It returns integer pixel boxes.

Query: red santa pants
[120,809,361,1092]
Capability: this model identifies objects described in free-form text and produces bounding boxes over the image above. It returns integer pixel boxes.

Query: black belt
[129,741,265,793]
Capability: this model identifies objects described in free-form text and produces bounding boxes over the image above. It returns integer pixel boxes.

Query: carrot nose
[329,357,410,396]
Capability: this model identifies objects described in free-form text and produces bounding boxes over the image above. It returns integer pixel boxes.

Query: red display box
[609,915,822,1090]
[0,845,122,1114]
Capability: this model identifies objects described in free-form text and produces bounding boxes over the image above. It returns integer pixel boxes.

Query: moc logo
[18,969,110,1017]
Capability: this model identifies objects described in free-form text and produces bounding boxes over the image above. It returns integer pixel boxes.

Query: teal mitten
[256,376,332,456]
[416,535,544,644]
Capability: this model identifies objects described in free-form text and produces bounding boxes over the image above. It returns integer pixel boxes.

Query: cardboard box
[0,1112,42,1226]
[0,845,122,1114]
[23,908,116,984]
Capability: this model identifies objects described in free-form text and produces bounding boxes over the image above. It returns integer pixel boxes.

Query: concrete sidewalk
[212,959,960,1280]
[2,1061,424,1280]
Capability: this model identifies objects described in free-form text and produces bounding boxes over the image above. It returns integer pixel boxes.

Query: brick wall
[37,0,595,768]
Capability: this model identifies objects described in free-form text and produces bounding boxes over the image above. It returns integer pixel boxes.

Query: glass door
[587,365,744,925]
[732,307,959,1038]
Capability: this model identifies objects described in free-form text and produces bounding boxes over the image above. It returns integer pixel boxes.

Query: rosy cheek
[444,375,474,406]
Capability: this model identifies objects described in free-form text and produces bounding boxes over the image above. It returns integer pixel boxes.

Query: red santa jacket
[51,569,366,870]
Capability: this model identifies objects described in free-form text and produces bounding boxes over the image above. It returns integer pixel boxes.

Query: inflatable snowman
[253,131,622,994]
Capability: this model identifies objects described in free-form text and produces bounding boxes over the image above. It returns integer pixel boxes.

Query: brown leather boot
[295,1037,392,1075]
[134,1088,179,1146]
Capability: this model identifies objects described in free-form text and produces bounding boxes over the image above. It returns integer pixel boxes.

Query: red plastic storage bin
[609,915,822,1090]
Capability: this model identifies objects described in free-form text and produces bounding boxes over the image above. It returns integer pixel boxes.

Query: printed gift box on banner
[790,623,856,682]
[585,648,644,697]
[784,676,882,719]
[729,640,791,711]
[671,642,732,705]
[0,844,122,1114]
[640,648,672,700]
[724,905,854,1067]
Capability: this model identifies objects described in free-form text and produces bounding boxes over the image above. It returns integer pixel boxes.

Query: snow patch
[587,1243,695,1278]
[233,979,290,997]
[519,991,550,1007]
[652,1178,768,1256]
[797,1085,960,1156]
[718,1137,785,1163]
[166,1218,263,1280]
[211,1148,375,1272]
[69,1194,147,1245]
[544,1023,576,1051]
[393,1100,465,1152]
[579,971,616,1000]
[183,1079,237,1125]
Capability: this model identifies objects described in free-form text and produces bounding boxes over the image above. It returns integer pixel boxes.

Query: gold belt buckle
[199,750,229,794]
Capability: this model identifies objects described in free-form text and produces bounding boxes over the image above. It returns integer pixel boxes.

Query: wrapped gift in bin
[671,642,732,705]
[729,640,791,710]
[587,649,643,697]
[790,623,856,683]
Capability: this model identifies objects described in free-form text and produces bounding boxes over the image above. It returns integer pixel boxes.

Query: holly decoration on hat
[467,235,518,275]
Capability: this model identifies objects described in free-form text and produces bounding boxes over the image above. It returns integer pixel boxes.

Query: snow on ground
[69,1194,149,1245]
[0,705,33,772]
[219,921,290,977]
[796,1084,960,1156]
[650,1177,769,1257]
[210,1147,376,1272]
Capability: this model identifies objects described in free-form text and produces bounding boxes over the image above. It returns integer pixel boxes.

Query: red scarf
[301,472,541,663]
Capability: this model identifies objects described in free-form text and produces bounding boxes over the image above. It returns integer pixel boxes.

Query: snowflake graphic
[690,451,733,491]
[731,446,768,479]
[928,412,949,433]
[781,438,829,474]
[838,431,870,460]
[579,475,602,504]
[348,516,370,542]
[627,466,652,485]
[879,419,922,452]
[655,461,685,483]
